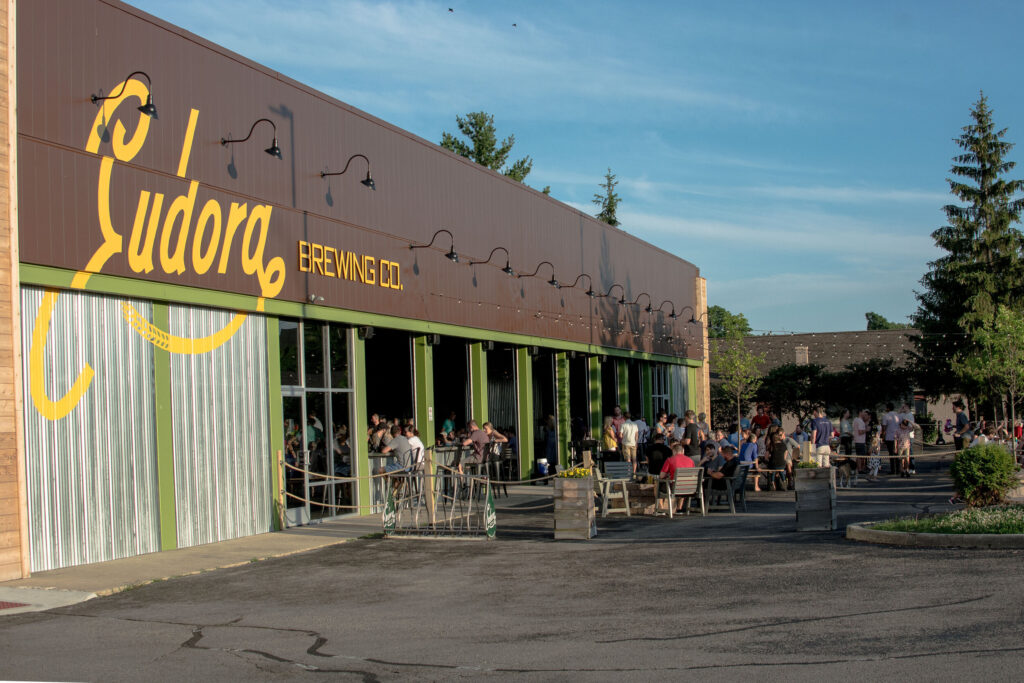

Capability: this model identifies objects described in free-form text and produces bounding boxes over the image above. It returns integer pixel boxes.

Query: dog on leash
[835,456,858,488]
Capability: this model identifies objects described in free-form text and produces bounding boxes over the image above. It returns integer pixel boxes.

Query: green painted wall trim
[265,316,284,531]
[555,352,570,469]
[515,347,534,480]
[641,363,653,424]
[351,331,371,514]
[152,302,177,551]
[616,359,629,410]
[21,264,701,366]
[412,337,435,452]
[469,342,488,423]
[588,356,602,440]
[687,366,698,413]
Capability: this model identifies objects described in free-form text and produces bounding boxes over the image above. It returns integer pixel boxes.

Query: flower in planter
[556,466,592,479]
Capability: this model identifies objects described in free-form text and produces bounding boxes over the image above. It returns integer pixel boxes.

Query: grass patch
[874,505,1024,534]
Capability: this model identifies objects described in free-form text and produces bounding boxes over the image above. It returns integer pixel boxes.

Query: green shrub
[949,444,1019,507]
[874,505,1024,534]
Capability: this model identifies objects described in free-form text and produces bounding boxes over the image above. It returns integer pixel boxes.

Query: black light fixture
[625,292,652,309]
[409,229,459,263]
[358,326,375,340]
[425,333,441,346]
[677,306,701,324]
[567,273,597,297]
[221,118,282,159]
[651,300,679,318]
[518,261,560,289]
[91,70,157,118]
[320,153,376,190]
[597,283,626,304]
[468,246,515,275]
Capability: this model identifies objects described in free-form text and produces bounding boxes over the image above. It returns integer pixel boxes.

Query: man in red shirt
[659,443,696,513]
[751,405,771,432]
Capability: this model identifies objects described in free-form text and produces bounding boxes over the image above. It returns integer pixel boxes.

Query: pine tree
[912,92,1024,397]
[592,168,621,227]
[440,111,532,182]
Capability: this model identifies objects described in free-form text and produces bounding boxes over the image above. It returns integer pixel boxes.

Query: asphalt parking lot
[2,458,1022,681]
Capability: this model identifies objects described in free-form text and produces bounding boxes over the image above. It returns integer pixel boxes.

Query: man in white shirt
[853,409,869,473]
[620,412,639,473]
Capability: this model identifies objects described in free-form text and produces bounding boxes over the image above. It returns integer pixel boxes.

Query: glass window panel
[280,319,300,386]
[282,396,305,509]
[330,393,354,511]
[304,323,327,388]
[328,325,350,389]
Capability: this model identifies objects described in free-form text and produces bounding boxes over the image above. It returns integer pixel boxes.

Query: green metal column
[412,336,436,452]
[641,362,653,424]
[616,358,629,411]
[516,347,534,480]
[687,366,698,413]
[265,316,284,530]
[555,352,570,468]
[152,302,177,550]
[588,356,602,440]
[469,342,488,424]
[351,329,371,514]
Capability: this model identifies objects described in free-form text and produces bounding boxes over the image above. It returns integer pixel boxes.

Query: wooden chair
[597,461,632,517]
[657,466,704,518]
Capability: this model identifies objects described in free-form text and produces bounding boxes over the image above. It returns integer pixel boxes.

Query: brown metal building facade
[0,0,707,578]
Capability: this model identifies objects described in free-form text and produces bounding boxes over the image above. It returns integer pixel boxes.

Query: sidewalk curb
[847,523,1024,549]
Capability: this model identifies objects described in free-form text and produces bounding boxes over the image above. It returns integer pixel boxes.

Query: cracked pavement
[1,460,1022,681]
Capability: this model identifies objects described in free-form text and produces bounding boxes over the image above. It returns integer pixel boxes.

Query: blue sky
[129,0,1024,333]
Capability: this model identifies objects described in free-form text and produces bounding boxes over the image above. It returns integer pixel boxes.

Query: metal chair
[706,464,750,513]
[598,461,632,517]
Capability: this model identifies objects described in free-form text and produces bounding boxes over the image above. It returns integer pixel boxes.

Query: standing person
[654,411,669,439]
[620,412,639,473]
[611,406,626,447]
[896,418,914,477]
[898,403,918,474]
[751,405,771,432]
[853,409,869,473]
[601,416,618,461]
[839,409,854,456]
[952,399,971,452]
[882,403,901,475]
[696,413,711,446]
[867,431,882,481]
[461,421,508,473]
[634,413,650,469]
[681,410,701,463]
[810,406,834,468]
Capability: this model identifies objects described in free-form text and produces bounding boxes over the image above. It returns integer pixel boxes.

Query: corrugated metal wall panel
[169,306,272,548]
[21,287,160,571]
[487,378,517,431]
[671,365,689,415]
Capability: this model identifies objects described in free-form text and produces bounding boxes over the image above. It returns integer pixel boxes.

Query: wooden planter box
[554,477,597,540]
[795,466,836,531]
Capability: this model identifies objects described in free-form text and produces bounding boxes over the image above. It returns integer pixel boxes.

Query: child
[897,419,913,477]
[867,432,882,481]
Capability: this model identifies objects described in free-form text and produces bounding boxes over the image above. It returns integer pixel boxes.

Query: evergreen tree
[592,168,621,226]
[440,111,532,182]
[912,93,1024,397]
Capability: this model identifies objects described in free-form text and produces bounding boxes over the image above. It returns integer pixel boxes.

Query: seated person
[644,433,673,476]
[705,444,740,491]
[659,443,696,513]
[460,421,508,473]
[378,424,412,473]
[739,433,759,465]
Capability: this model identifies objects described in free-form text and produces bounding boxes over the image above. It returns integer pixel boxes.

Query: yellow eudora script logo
[29,76,285,420]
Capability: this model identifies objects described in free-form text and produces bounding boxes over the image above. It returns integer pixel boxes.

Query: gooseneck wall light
[410,229,459,263]
[597,283,626,305]
[567,273,597,297]
[651,300,680,318]
[468,247,515,275]
[320,153,376,190]
[91,70,158,118]
[625,292,652,310]
[221,118,282,159]
[518,261,560,289]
